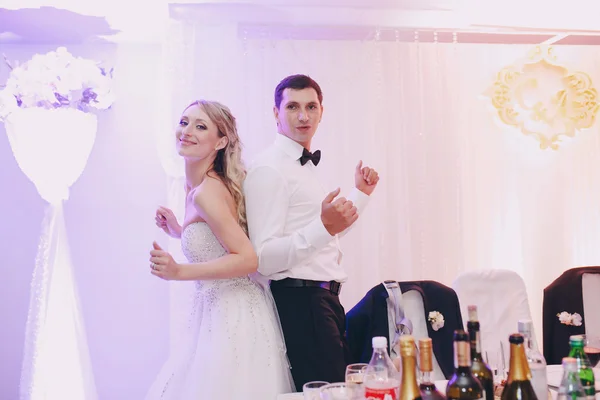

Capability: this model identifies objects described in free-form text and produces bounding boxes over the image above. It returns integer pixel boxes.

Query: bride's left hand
[149,241,180,280]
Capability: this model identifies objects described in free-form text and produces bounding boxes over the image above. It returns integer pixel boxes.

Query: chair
[346,280,463,380]
[542,266,600,365]
[452,269,536,371]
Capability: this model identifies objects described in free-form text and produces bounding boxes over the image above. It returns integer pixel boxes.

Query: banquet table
[277,366,600,399]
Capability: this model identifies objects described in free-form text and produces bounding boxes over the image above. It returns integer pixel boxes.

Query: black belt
[270,278,342,296]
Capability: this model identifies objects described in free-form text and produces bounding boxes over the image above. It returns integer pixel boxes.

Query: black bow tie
[299,148,321,166]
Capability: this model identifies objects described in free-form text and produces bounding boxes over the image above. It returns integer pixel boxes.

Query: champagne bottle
[418,338,446,400]
[399,335,423,400]
[500,333,538,400]
[466,306,494,400]
[517,320,549,400]
[446,330,484,400]
[567,335,596,399]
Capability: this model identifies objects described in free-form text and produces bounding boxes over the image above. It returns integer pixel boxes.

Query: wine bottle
[466,305,494,400]
[399,335,423,400]
[500,333,538,400]
[567,335,596,399]
[418,337,446,400]
[446,330,484,400]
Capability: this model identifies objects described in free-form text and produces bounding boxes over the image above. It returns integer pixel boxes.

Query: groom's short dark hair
[274,74,323,109]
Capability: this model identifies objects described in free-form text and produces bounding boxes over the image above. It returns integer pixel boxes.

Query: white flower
[428,311,445,331]
[1,47,114,114]
[558,311,571,324]
[557,311,583,327]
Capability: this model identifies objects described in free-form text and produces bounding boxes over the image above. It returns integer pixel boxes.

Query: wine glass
[320,382,351,400]
[583,335,600,368]
[303,381,329,400]
[345,363,367,399]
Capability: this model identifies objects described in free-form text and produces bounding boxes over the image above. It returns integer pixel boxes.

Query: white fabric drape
[166,18,600,347]
[157,19,196,353]
[5,107,98,399]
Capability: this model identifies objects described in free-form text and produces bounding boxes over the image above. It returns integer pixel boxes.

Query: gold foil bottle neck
[400,335,416,357]
[418,338,433,372]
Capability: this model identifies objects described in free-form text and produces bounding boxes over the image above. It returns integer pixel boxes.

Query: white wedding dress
[145,222,294,399]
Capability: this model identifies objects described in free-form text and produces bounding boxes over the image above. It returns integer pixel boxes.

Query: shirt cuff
[303,215,334,250]
[348,187,371,214]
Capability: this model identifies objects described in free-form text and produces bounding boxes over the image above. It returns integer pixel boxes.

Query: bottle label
[365,384,398,400]
[455,341,471,367]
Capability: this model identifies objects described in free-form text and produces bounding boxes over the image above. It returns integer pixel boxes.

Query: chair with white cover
[452,269,536,372]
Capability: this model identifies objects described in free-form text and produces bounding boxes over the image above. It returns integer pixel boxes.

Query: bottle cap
[400,335,414,347]
[562,357,578,371]
[570,335,585,345]
[517,320,533,336]
[467,305,478,322]
[400,335,416,356]
[372,336,387,349]
[509,333,524,345]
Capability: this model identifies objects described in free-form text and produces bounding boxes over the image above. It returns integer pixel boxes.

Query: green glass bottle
[446,330,484,400]
[466,306,494,400]
[567,335,596,399]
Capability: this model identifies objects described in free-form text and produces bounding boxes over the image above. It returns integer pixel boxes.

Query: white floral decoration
[557,311,583,327]
[428,311,445,331]
[0,47,114,121]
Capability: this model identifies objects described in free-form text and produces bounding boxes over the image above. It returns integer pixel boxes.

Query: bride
[144,100,294,399]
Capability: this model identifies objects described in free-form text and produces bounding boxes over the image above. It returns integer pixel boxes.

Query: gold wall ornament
[484,45,599,150]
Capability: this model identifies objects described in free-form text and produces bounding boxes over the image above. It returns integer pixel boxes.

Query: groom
[244,74,379,390]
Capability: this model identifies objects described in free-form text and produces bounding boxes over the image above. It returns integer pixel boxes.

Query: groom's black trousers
[270,279,349,392]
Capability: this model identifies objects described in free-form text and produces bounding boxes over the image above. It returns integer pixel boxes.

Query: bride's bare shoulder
[192,175,234,215]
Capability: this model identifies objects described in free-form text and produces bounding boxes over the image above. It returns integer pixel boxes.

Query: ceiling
[170,0,460,9]
[1,0,599,44]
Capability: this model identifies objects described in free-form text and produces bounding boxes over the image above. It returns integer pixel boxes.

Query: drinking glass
[303,381,329,400]
[583,335,600,368]
[320,382,351,400]
[345,363,367,399]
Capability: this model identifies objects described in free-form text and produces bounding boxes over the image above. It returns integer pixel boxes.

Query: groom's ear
[319,104,324,123]
[273,105,281,129]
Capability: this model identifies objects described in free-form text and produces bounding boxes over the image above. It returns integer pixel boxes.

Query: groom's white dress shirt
[243,134,369,283]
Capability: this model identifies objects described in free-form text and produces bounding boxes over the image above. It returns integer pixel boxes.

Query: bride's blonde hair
[187,100,248,236]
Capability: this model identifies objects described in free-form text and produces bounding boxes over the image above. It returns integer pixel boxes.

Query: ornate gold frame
[485,45,599,150]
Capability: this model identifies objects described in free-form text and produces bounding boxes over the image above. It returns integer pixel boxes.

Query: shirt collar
[275,134,305,161]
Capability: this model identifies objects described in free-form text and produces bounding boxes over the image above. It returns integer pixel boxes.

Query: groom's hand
[321,188,358,236]
[354,160,379,196]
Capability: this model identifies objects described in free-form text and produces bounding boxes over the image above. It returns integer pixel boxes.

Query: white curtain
[165,18,600,347]
[5,107,98,399]
[158,19,200,353]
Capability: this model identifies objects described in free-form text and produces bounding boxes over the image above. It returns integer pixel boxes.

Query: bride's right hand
[155,206,182,239]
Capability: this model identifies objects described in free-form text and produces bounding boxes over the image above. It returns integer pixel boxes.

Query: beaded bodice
[181,222,228,263]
